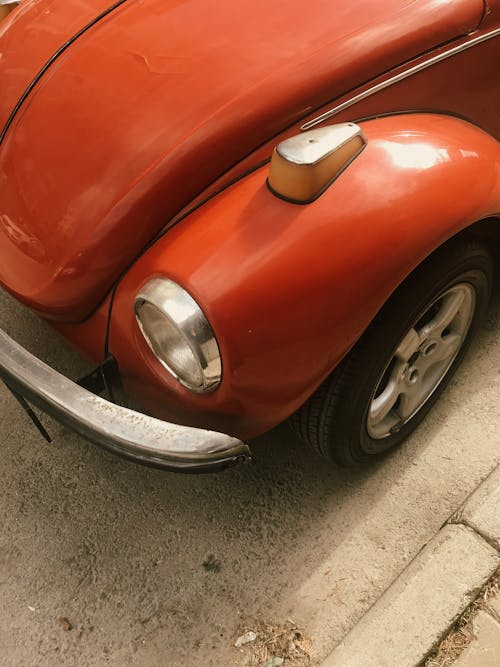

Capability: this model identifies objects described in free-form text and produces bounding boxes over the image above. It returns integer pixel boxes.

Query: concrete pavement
[322,466,500,667]
[453,599,500,667]
[0,286,499,666]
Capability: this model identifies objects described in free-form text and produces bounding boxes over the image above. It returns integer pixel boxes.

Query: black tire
[291,240,494,466]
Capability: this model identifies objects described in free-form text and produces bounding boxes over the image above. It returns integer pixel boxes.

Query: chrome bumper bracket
[4,382,52,442]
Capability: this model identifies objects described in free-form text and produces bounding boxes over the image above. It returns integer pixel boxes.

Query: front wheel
[292,240,494,466]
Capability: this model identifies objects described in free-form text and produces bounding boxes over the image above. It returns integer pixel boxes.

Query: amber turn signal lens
[267,122,366,204]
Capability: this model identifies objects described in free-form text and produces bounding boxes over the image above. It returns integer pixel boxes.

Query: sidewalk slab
[456,466,500,550]
[487,591,500,620]
[321,525,499,667]
[454,610,500,667]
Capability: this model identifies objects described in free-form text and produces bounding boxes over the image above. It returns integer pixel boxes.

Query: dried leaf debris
[234,620,312,666]
[425,568,499,667]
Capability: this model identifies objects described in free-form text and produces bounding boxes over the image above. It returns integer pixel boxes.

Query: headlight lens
[134,278,222,393]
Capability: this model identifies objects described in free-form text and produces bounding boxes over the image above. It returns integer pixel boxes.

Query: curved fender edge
[108,113,500,439]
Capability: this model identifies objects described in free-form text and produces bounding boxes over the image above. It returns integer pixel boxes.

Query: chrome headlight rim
[134,278,222,394]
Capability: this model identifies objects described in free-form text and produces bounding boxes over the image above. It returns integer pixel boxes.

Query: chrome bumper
[0,329,251,471]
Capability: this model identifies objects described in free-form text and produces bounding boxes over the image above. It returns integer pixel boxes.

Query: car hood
[0,0,484,320]
[0,0,126,132]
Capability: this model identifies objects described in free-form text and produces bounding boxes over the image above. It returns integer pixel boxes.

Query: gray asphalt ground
[1,286,499,667]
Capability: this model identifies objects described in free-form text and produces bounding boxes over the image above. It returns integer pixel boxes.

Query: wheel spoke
[433,332,462,363]
[398,385,424,420]
[420,290,465,338]
[369,367,403,424]
[417,333,462,378]
[395,328,420,362]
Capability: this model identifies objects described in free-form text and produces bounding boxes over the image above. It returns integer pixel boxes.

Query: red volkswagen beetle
[0,0,498,471]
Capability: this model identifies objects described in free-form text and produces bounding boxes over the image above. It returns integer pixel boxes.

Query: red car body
[0,1,499,459]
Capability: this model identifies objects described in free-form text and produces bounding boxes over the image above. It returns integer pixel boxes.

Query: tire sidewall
[336,244,493,463]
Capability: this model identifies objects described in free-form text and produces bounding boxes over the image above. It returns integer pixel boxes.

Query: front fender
[108,114,500,439]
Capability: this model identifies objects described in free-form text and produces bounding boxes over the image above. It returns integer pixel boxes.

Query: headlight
[134,278,222,393]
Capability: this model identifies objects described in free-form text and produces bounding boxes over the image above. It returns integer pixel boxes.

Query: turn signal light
[267,122,366,204]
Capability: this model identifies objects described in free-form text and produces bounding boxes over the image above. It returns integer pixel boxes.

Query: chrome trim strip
[277,122,365,165]
[0,328,250,471]
[301,28,500,131]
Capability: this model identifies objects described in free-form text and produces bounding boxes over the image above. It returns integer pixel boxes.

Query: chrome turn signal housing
[267,122,366,204]
[135,278,222,393]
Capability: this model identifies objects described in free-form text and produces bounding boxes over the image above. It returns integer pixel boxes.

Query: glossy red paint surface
[0,0,122,130]
[0,0,485,319]
[151,32,500,239]
[107,115,500,438]
[52,295,110,364]
[1,1,500,441]
[482,0,500,26]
